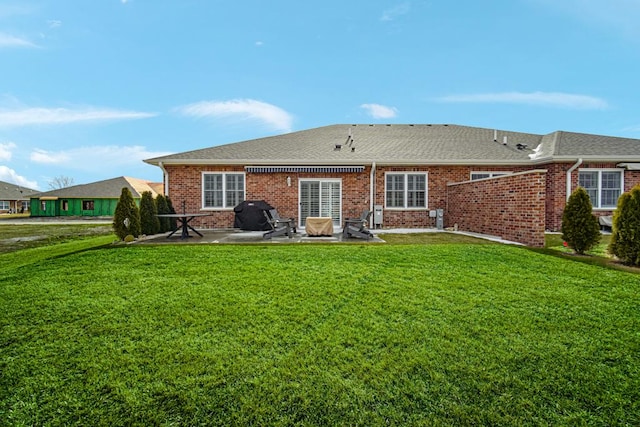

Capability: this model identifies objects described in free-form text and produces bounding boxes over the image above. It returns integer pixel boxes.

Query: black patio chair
[263,209,296,239]
[342,210,373,240]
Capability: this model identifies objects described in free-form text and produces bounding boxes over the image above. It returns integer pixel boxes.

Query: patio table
[156,213,211,239]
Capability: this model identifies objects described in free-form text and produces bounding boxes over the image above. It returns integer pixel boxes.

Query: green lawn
[1,238,639,425]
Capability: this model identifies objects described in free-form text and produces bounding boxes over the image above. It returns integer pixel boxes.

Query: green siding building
[31,176,163,218]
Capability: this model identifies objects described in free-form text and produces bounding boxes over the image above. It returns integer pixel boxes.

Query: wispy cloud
[175,99,294,132]
[0,142,16,161]
[0,33,37,48]
[436,91,609,110]
[47,20,62,29]
[530,0,640,39]
[0,166,39,190]
[381,2,411,21]
[30,145,170,169]
[0,106,157,127]
[360,103,399,119]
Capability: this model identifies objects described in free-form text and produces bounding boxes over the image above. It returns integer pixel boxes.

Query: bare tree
[48,175,75,190]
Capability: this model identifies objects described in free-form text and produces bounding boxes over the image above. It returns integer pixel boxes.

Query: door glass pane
[300,181,319,226]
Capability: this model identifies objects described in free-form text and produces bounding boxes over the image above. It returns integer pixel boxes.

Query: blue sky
[1,0,640,190]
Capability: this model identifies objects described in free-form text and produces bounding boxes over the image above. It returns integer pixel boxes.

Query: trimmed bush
[140,191,160,236]
[156,194,171,233]
[166,196,178,231]
[561,187,601,255]
[609,185,640,266]
[113,187,141,240]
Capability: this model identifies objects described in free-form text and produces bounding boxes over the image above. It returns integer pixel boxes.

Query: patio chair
[263,209,296,239]
[342,210,373,240]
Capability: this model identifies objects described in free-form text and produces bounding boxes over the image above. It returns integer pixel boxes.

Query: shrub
[139,191,160,236]
[155,194,171,233]
[561,187,601,255]
[609,185,640,266]
[113,187,141,240]
[165,196,178,231]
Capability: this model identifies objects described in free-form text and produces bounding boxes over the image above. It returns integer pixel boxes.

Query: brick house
[144,124,640,247]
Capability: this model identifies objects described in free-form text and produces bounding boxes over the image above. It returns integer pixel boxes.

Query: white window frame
[470,171,512,180]
[201,172,246,210]
[384,172,428,210]
[578,168,624,209]
[0,201,9,210]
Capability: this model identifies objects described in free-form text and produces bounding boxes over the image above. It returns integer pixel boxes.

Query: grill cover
[233,200,274,231]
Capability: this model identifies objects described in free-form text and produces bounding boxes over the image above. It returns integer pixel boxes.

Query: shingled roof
[32,177,162,199]
[0,180,39,200]
[145,124,640,167]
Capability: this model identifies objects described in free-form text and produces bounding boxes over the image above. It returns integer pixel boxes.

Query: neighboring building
[144,124,640,247]
[30,176,163,217]
[0,180,39,213]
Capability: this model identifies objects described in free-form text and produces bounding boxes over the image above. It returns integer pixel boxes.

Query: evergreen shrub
[113,187,141,240]
[609,185,640,266]
[561,187,601,255]
[140,191,160,236]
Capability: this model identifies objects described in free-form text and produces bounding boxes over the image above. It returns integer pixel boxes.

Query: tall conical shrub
[609,185,640,266]
[140,191,160,236]
[561,187,601,255]
[156,194,171,233]
[113,187,141,240]
[166,196,178,231]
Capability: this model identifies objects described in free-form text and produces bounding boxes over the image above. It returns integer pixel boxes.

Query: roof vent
[516,143,528,150]
[503,136,508,145]
[334,143,342,151]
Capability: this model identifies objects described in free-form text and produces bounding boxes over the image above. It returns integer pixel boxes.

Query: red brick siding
[446,170,547,247]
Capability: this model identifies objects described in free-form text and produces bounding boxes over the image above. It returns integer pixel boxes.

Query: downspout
[158,161,168,196]
[566,158,583,200]
[370,161,376,228]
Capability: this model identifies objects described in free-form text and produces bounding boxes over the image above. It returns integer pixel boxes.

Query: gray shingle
[145,124,640,165]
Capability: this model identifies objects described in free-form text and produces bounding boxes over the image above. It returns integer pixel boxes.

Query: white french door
[299,179,342,227]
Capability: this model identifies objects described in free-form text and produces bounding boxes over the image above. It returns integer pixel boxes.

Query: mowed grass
[2,240,639,426]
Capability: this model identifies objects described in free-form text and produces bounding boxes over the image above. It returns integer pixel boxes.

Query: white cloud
[381,3,411,21]
[47,20,62,29]
[0,106,157,127]
[436,91,609,110]
[30,145,171,170]
[30,149,69,164]
[0,142,16,161]
[0,33,37,48]
[176,99,293,132]
[0,166,39,189]
[361,103,399,119]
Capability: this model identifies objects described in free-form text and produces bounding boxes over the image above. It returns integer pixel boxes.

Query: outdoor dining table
[156,213,211,239]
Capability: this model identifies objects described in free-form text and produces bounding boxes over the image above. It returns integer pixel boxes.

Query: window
[470,171,511,180]
[62,200,69,211]
[0,201,8,210]
[82,200,95,210]
[203,172,245,209]
[385,173,427,209]
[578,169,623,209]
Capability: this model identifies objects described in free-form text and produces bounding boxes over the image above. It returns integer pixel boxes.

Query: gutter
[566,158,583,200]
[369,161,376,227]
[158,161,168,196]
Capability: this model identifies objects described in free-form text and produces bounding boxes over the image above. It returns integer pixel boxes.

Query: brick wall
[446,170,547,247]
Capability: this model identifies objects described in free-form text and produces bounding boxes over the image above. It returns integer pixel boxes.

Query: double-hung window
[385,172,427,209]
[578,169,623,209]
[203,172,245,209]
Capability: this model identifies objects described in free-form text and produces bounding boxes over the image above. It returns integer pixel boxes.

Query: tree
[165,196,178,231]
[155,194,171,233]
[139,191,160,236]
[113,187,141,240]
[47,175,75,190]
[609,185,640,266]
[561,187,601,255]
